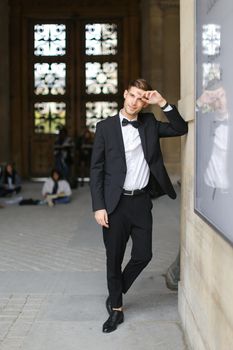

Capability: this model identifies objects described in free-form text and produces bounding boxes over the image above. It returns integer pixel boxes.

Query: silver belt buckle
[124,189,134,196]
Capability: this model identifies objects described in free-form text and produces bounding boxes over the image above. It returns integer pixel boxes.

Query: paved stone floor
[0,182,188,350]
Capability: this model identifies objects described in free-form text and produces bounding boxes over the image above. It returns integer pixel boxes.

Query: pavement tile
[0,183,188,350]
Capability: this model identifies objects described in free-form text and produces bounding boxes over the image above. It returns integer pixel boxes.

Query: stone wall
[179,0,233,349]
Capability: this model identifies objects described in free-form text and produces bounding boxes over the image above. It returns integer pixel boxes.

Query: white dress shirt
[119,111,150,190]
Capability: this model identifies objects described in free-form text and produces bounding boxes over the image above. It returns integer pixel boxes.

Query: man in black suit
[90,78,188,333]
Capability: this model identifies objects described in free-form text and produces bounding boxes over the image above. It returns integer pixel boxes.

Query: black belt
[122,187,147,196]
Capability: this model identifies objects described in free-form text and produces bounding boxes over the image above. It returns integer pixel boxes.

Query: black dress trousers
[103,191,153,308]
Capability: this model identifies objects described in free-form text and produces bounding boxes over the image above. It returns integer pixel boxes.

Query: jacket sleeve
[90,122,106,211]
[158,105,188,137]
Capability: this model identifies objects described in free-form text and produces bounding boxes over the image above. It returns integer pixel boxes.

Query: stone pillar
[0,0,10,163]
[161,1,180,102]
[141,0,163,111]
[179,0,233,348]
[141,0,181,178]
[160,1,181,177]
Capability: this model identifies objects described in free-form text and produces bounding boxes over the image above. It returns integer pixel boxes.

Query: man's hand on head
[141,90,167,108]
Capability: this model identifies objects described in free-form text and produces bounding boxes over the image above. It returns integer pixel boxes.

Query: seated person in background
[42,169,72,207]
[0,162,22,197]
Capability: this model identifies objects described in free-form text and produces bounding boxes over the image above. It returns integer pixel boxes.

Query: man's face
[123,86,147,118]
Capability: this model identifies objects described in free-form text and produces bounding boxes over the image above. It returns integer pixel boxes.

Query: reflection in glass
[34,63,66,95]
[86,101,118,131]
[204,112,229,197]
[34,102,66,134]
[85,23,117,55]
[197,83,226,114]
[34,24,66,56]
[197,82,229,197]
[86,62,118,94]
[202,24,221,56]
[202,63,221,91]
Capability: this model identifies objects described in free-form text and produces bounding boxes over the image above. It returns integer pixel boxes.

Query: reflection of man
[197,84,229,198]
[90,78,188,333]
[196,86,227,116]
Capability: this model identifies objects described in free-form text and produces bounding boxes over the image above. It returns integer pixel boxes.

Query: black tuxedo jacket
[90,105,188,214]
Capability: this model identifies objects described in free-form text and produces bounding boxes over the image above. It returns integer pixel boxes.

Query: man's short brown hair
[127,78,152,91]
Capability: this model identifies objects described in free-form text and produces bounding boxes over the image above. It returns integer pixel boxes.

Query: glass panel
[85,23,117,55]
[86,101,118,131]
[34,24,66,56]
[34,63,66,95]
[34,102,66,134]
[196,0,233,242]
[86,62,118,94]
[202,63,221,90]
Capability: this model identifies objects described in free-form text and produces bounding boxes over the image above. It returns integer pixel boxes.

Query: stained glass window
[86,101,118,131]
[85,23,117,55]
[34,102,66,134]
[86,62,118,94]
[84,21,119,132]
[33,23,67,134]
[34,24,66,56]
[34,63,66,95]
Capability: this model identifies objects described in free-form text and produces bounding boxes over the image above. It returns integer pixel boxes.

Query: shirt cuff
[162,104,173,112]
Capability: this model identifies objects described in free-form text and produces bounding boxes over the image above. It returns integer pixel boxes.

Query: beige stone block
[184,214,233,319]
[178,95,195,122]
[181,122,195,203]
[180,1,195,101]
[179,283,207,350]
[179,1,233,348]
[180,243,233,349]
[180,47,195,98]
[181,210,233,338]
[180,0,195,53]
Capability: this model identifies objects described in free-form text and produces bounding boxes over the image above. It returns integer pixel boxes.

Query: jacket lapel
[138,114,147,160]
[114,115,126,161]
[113,113,147,162]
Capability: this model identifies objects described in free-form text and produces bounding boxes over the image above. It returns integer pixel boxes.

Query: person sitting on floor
[42,169,72,207]
[0,162,22,197]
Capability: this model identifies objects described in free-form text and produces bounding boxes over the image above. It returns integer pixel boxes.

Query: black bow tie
[122,118,140,128]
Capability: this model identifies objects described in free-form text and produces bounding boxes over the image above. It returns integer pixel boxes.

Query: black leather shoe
[102,310,124,333]
[105,296,112,315]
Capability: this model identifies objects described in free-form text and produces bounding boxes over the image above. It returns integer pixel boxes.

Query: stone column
[161,1,180,102]
[141,0,181,178]
[160,0,181,290]
[141,0,163,116]
[160,1,181,177]
[0,0,10,163]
